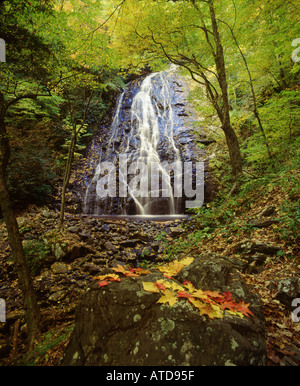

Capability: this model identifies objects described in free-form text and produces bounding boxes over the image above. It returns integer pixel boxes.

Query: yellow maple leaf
[142,282,160,293]
[157,289,178,307]
[199,303,223,319]
[179,257,194,266]
[189,297,223,319]
[226,309,244,318]
[157,256,194,276]
[93,273,120,281]
[183,281,197,293]
[191,289,210,301]
[157,279,185,292]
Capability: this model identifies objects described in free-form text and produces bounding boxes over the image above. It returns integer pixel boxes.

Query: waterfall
[82,66,203,217]
[125,70,181,215]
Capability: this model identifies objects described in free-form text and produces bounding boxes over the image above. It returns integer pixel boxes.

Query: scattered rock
[81,263,101,275]
[119,239,140,247]
[49,290,67,302]
[269,277,300,309]
[234,241,281,256]
[167,227,184,237]
[51,262,69,274]
[260,205,276,217]
[248,218,279,228]
[104,241,118,254]
[250,243,281,255]
[68,225,80,233]
[245,253,268,274]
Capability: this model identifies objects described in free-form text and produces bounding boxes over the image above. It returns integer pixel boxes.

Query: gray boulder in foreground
[61,254,267,366]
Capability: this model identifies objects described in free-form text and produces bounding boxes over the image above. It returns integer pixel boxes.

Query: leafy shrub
[23,239,51,276]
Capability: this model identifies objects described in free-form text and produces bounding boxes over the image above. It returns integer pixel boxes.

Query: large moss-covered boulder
[62,254,267,366]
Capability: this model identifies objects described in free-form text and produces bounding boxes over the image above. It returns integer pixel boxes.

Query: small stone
[51,262,69,274]
[49,290,66,302]
[260,205,276,217]
[104,242,118,254]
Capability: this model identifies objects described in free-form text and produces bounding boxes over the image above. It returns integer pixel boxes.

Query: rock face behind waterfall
[71,67,205,216]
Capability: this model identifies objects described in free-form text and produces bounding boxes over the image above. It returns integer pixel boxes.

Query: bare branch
[89,0,127,35]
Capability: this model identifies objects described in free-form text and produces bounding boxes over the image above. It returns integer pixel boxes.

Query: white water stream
[84,66,185,215]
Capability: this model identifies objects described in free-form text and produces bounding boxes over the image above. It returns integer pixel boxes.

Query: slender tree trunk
[0,108,41,350]
[209,0,243,177]
[59,132,76,228]
[275,53,287,90]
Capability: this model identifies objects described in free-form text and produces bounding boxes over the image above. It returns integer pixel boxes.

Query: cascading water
[82,66,203,217]
[125,70,181,215]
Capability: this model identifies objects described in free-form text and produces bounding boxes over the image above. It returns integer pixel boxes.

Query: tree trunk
[222,122,243,177]
[59,132,76,228]
[0,111,41,350]
[209,0,243,177]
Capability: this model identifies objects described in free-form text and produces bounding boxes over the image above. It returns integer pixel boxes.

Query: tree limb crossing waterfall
[83,66,204,217]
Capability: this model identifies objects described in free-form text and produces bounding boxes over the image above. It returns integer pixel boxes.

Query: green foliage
[7,150,55,207]
[23,239,51,276]
[274,170,300,243]
[239,90,300,167]
[18,324,74,365]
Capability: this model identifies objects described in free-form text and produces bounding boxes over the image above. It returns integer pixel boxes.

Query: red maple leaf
[235,301,254,317]
[177,291,192,299]
[222,290,232,302]
[98,280,109,288]
[109,277,121,282]
[154,282,166,291]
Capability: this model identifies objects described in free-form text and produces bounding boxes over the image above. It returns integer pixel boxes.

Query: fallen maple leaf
[154,282,166,291]
[200,303,224,319]
[157,256,194,276]
[222,290,232,302]
[235,301,254,317]
[183,280,196,293]
[98,280,109,288]
[112,264,139,277]
[132,267,151,275]
[109,276,121,282]
[177,291,192,299]
[143,281,160,293]
[191,289,210,302]
[94,273,120,282]
[204,290,225,303]
[157,289,178,307]
[112,264,128,274]
[157,278,185,292]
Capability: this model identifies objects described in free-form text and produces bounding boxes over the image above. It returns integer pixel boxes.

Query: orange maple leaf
[235,301,254,317]
[112,264,139,277]
[98,280,109,288]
